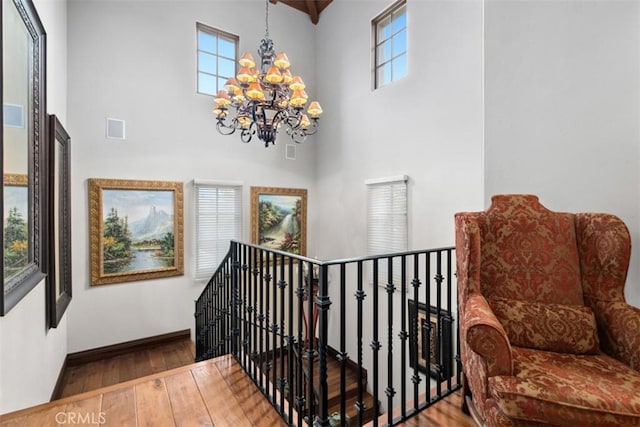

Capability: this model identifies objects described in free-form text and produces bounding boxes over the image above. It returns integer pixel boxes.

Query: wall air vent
[106,118,125,140]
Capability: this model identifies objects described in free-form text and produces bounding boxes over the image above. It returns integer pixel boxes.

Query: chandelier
[213,0,323,147]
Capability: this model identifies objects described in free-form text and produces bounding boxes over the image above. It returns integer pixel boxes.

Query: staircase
[259,346,380,425]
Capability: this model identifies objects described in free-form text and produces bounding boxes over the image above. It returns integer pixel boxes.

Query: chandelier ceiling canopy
[214,0,323,147]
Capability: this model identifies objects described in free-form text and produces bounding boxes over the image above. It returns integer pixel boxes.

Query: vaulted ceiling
[269,0,333,25]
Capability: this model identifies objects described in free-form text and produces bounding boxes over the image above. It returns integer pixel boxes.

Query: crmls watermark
[55,412,106,425]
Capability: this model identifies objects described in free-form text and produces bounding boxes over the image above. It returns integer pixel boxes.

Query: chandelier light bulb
[274,52,291,69]
[265,66,284,84]
[307,101,323,118]
[289,76,306,91]
[239,52,256,68]
[282,69,293,84]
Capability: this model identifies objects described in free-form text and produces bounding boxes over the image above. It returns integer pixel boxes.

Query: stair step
[327,393,379,426]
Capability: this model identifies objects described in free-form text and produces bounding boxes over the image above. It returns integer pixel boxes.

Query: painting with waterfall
[89,179,184,286]
[251,187,307,256]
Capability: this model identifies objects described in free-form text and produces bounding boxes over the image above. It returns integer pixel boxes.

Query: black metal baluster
[241,244,248,368]
[445,248,454,391]
[317,263,331,427]
[306,261,315,424]
[271,252,278,404]
[425,252,432,401]
[258,249,265,391]
[372,259,380,427]
[399,255,407,419]
[231,242,239,357]
[338,264,346,424]
[265,252,272,398]
[411,253,421,411]
[355,261,365,427]
[386,256,396,426]
[296,261,305,427]
[252,247,259,381]
[435,250,443,397]
[279,254,287,414]
[287,255,295,425]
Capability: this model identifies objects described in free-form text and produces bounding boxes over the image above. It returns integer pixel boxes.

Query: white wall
[313,0,484,409]
[484,0,640,306]
[0,0,68,414]
[314,0,484,260]
[66,0,318,353]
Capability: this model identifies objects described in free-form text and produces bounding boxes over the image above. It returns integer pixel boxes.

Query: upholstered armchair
[455,195,640,426]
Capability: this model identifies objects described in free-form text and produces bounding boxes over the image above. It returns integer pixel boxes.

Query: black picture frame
[1,0,47,315]
[408,299,453,381]
[47,115,71,328]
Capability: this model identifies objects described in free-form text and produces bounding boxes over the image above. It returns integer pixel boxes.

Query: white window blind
[366,175,408,281]
[195,181,242,280]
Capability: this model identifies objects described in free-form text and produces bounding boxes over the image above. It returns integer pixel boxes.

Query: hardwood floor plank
[99,387,136,427]
[214,358,287,427]
[82,361,105,393]
[61,395,103,427]
[162,347,184,370]
[176,340,195,365]
[134,378,175,427]
[164,370,213,427]
[22,406,61,427]
[134,350,154,379]
[117,354,137,384]
[148,347,168,374]
[100,356,121,389]
[0,416,27,426]
[59,366,85,398]
[191,363,254,427]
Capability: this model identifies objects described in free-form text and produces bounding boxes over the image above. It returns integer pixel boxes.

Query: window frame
[196,22,239,96]
[194,180,243,281]
[365,175,409,283]
[372,0,408,90]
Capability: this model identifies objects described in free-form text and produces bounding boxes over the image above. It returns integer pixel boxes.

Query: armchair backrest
[459,194,585,306]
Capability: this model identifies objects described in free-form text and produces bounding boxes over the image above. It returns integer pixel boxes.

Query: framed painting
[3,174,29,285]
[47,115,72,328]
[408,299,453,380]
[89,179,184,285]
[251,186,307,256]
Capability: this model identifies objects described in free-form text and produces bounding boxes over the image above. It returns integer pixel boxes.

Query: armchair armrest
[591,300,640,371]
[463,294,513,377]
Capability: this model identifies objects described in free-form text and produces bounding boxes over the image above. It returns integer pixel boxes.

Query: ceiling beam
[305,0,319,24]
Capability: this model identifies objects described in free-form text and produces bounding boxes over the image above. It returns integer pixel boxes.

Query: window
[366,175,408,281]
[196,23,238,96]
[373,0,407,89]
[194,180,242,280]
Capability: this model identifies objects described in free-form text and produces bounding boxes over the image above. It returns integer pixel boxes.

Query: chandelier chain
[264,0,269,38]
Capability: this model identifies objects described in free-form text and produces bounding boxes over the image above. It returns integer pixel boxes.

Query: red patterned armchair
[455,195,640,426]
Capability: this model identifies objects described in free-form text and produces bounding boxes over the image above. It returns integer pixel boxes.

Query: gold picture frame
[89,178,184,285]
[251,186,307,256]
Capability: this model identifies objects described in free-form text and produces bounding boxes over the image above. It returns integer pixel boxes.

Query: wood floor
[0,355,287,427]
[2,336,475,426]
[55,337,195,399]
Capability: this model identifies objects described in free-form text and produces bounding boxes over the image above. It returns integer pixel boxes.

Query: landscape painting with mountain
[102,189,176,275]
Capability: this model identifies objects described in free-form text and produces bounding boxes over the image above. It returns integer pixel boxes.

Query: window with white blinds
[194,181,242,280]
[366,175,408,281]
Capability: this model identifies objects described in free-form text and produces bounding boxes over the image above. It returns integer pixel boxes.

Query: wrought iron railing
[195,241,460,426]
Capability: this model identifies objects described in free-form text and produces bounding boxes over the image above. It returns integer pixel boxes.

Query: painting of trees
[103,207,132,261]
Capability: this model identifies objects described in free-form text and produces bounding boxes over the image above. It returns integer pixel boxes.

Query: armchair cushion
[489,296,600,355]
[489,347,640,426]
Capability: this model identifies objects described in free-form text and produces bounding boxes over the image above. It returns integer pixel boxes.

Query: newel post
[315,263,332,427]
[230,241,240,356]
